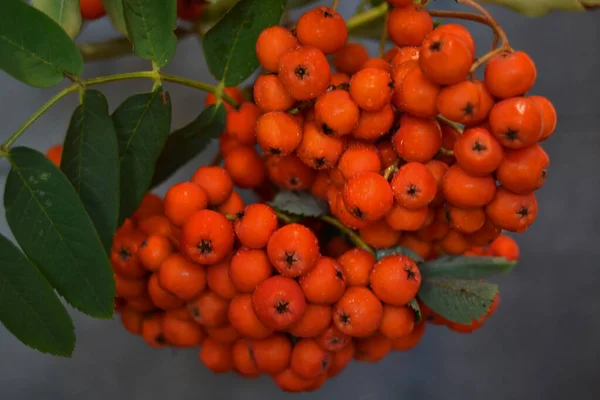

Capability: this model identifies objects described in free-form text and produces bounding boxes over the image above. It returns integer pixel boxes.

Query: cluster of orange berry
[215,1,555,260]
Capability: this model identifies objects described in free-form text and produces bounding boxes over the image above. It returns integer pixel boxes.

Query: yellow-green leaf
[102,0,128,36]
[32,0,82,39]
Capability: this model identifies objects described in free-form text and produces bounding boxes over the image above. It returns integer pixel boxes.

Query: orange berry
[191,166,233,206]
[228,294,273,339]
[379,304,415,339]
[207,258,238,300]
[334,42,370,75]
[343,172,394,221]
[443,165,496,208]
[288,304,332,338]
[378,140,400,168]
[180,210,234,265]
[199,337,234,373]
[316,323,351,352]
[350,68,393,111]
[250,333,292,375]
[297,122,345,169]
[390,46,420,69]
[337,248,375,287]
[256,111,303,156]
[315,90,360,136]
[299,256,346,305]
[484,51,537,99]
[485,188,538,232]
[142,313,167,348]
[496,144,549,193]
[290,339,333,379]
[205,87,244,113]
[465,217,502,247]
[253,74,295,112]
[391,321,426,351]
[234,203,278,249]
[229,248,272,293]
[489,235,520,261]
[278,46,331,101]
[232,338,260,377]
[359,220,402,249]
[162,312,205,347]
[164,182,208,227]
[419,31,473,85]
[385,203,429,231]
[115,274,146,299]
[438,228,471,254]
[434,23,475,56]
[256,26,299,72]
[273,368,314,393]
[392,114,442,163]
[530,95,557,141]
[354,333,392,363]
[437,80,482,125]
[330,72,351,86]
[334,286,383,338]
[489,97,544,149]
[311,171,331,200]
[187,291,230,328]
[80,0,105,20]
[353,104,395,141]
[267,154,316,190]
[225,102,260,145]
[205,324,241,344]
[362,57,392,72]
[252,276,307,330]
[224,146,266,189]
[330,190,372,230]
[148,273,183,310]
[267,223,320,277]
[126,293,155,313]
[296,7,348,55]
[219,132,243,158]
[447,205,486,234]
[370,255,421,306]
[387,4,433,47]
[327,342,354,377]
[394,65,440,118]
[337,143,382,180]
[398,233,434,260]
[120,306,144,335]
[454,127,504,177]
[215,190,245,215]
[176,0,204,21]
[110,231,147,279]
[158,253,206,301]
[45,144,63,167]
[391,162,438,209]
[467,79,495,127]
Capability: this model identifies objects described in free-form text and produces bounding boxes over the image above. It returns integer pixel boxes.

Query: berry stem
[331,0,340,10]
[378,11,390,58]
[382,160,400,181]
[427,10,500,50]
[320,215,375,255]
[1,72,238,151]
[273,209,298,224]
[346,2,388,31]
[469,45,511,73]
[455,0,510,48]
[436,115,464,134]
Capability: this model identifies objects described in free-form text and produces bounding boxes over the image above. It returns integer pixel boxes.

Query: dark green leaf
[61,90,120,253]
[287,0,319,8]
[407,298,422,323]
[0,234,75,357]
[102,0,128,36]
[375,246,424,263]
[203,0,286,86]
[268,191,328,218]
[122,0,177,67]
[418,279,497,324]
[419,256,517,280]
[113,89,172,222]
[479,0,598,16]
[32,0,82,39]
[0,0,83,87]
[152,104,226,187]
[4,147,115,318]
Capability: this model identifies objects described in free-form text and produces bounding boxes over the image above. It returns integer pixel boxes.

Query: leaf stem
[273,209,297,224]
[470,45,511,73]
[331,0,340,10]
[456,0,510,48]
[427,10,500,50]
[347,2,388,31]
[320,215,375,255]
[382,160,400,181]
[379,11,389,58]
[2,72,239,151]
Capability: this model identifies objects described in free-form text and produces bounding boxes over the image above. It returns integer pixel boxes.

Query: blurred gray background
[1,1,599,399]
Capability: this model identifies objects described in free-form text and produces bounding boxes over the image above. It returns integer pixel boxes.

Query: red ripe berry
[256,26,299,73]
[278,46,332,101]
[315,90,360,136]
[234,204,279,249]
[267,223,320,278]
[391,162,438,210]
[419,31,474,85]
[342,172,394,222]
[392,115,442,163]
[489,97,544,149]
[256,111,303,156]
[296,7,348,55]
[484,51,537,99]
[496,144,549,194]
[350,68,394,111]
[370,255,422,306]
[454,127,504,177]
[387,4,433,47]
[436,80,481,125]
[252,276,307,330]
[180,210,234,265]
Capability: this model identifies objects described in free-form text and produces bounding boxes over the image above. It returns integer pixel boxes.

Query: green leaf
[31,0,82,39]
[479,0,599,16]
[152,104,226,187]
[407,298,422,323]
[287,0,319,8]
[418,279,497,324]
[375,246,424,263]
[102,0,128,36]
[113,89,172,222]
[268,191,328,218]
[0,0,83,88]
[203,0,286,86]
[419,256,517,281]
[4,147,115,318]
[348,12,385,41]
[61,90,120,253]
[122,0,177,67]
[0,234,75,357]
